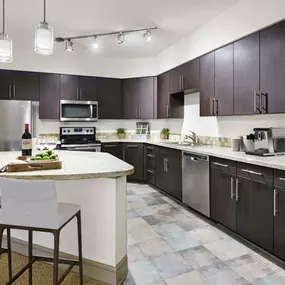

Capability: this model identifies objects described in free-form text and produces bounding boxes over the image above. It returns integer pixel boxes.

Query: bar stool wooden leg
[28,230,33,285]
[77,211,84,285]
[7,228,12,282]
[53,231,60,285]
[0,227,5,249]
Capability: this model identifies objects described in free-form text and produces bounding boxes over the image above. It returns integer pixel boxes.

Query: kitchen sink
[162,141,204,147]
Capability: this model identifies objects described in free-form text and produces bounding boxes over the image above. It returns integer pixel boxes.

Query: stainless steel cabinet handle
[214,98,218,115]
[8,84,12,98]
[254,91,261,113]
[104,145,116,148]
[165,158,168,172]
[279,177,285,181]
[139,108,141,119]
[80,88,83,100]
[76,88,79,100]
[241,169,262,176]
[147,146,154,150]
[147,154,154,158]
[261,92,268,113]
[166,105,170,117]
[13,84,16,98]
[210,98,213,115]
[213,162,228,168]
[274,189,278,217]
[127,145,138,148]
[147,169,154,174]
[230,177,235,199]
[235,179,239,201]
[163,158,166,172]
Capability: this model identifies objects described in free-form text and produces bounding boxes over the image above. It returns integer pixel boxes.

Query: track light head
[143,29,152,42]
[65,39,73,51]
[92,36,99,50]
[117,32,124,45]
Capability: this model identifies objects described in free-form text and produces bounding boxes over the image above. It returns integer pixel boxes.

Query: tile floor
[124,183,285,285]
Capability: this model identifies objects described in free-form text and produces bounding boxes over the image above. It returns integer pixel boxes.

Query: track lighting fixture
[92,36,99,49]
[117,32,125,45]
[143,29,152,42]
[55,26,157,51]
[35,0,54,55]
[0,0,12,62]
[65,39,74,52]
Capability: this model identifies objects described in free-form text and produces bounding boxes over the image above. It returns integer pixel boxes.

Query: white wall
[158,0,285,73]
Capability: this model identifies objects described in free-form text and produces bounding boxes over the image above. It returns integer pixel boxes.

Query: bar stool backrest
[0,178,59,228]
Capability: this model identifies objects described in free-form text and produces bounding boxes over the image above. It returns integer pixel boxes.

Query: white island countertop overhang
[0,150,134,180]
[0,150,134,285]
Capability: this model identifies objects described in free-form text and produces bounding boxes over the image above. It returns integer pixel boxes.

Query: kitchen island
[0,151,134,285]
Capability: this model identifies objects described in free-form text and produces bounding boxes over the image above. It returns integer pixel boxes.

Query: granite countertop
[0,151,134,180]
[101,139,285,171]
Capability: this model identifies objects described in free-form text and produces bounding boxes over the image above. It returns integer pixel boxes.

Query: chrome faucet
[186,130,198,144]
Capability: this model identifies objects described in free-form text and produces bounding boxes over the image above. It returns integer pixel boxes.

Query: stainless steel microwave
[60,100,98,122]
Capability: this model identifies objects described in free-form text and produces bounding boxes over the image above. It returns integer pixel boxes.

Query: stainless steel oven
[60,100,98,122]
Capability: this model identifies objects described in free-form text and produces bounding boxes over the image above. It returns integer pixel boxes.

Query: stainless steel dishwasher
[182,151,210,217]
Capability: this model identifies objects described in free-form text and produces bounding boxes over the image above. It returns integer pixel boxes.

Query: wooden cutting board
[6,160,62,173]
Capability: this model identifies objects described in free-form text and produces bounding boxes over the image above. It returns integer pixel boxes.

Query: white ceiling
[4,0,240,58]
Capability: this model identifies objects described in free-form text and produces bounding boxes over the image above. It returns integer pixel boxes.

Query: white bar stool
[0,178,83,285]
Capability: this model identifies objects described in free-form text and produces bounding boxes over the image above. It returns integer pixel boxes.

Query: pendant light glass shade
[35,21,54,55]
[0,33,12,62]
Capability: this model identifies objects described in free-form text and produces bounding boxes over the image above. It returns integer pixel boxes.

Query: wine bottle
[22,124,32,156]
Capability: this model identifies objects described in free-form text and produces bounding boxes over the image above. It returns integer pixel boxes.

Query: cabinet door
[39,73,60,119]
[157,72,170,118]
[182,58,200,91]
[98,78,123,119]
[102,143,122,159]
[79,76,98,101]
[123,144,144,180]
[215,44,234,115]
[169,66,182,94]
[234,33,260,115]
[237,177,273,252]
[165,152,182,201]
[260,20,285,113]
[138,77,156,119]
[155,152,167,190]
[123,78,139,119]
[200,52,214,116]
[13,71,39,101]
[60,74,79,100]
[274,186,285,260]
[0,70,13,99]
[210,169,236,231]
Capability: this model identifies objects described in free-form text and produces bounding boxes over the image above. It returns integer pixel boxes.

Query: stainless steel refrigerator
[0,100,32,151]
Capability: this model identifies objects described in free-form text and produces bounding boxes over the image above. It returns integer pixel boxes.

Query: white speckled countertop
[0,151,134,180]
[102,139,285,171]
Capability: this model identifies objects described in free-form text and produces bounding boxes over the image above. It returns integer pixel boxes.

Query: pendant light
[35,0,54,55]
[0,0,12,62]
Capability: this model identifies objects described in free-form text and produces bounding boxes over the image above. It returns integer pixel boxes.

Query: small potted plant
[117,128,126,139]
[160,128,170,140]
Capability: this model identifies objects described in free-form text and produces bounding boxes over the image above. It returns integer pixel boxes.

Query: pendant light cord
[2,0,5,34]
[44,0,46,22]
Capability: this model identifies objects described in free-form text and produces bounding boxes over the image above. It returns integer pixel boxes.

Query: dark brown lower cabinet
[155,148,182,201]
[144,144,156,185]
[123,143,144,181]
[236,176,273,252]
[274,186,285,260]
[101,143,122,159]
[210,169,236,232]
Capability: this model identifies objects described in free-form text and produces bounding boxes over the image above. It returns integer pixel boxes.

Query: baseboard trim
[2,236,128,285]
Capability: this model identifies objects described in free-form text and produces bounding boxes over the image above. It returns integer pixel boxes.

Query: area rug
[0,252,107,285]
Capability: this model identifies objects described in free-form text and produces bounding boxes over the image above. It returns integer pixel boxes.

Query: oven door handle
[66,147,99,151]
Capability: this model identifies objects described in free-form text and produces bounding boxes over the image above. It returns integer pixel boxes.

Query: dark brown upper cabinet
[157,72,170,118]
[169,58,199,95]
[0,70,39,101]
[215,44,234,116]
[98,78,123,119]
[138,77,157,119]
[200,52,215,116]
[60,74,79,100]
[39,73,60,119]
[78,76,98,101]
[60,74,97,101]
[260,20,285,114]
[234,33,260,115]
[123,78,139,119]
